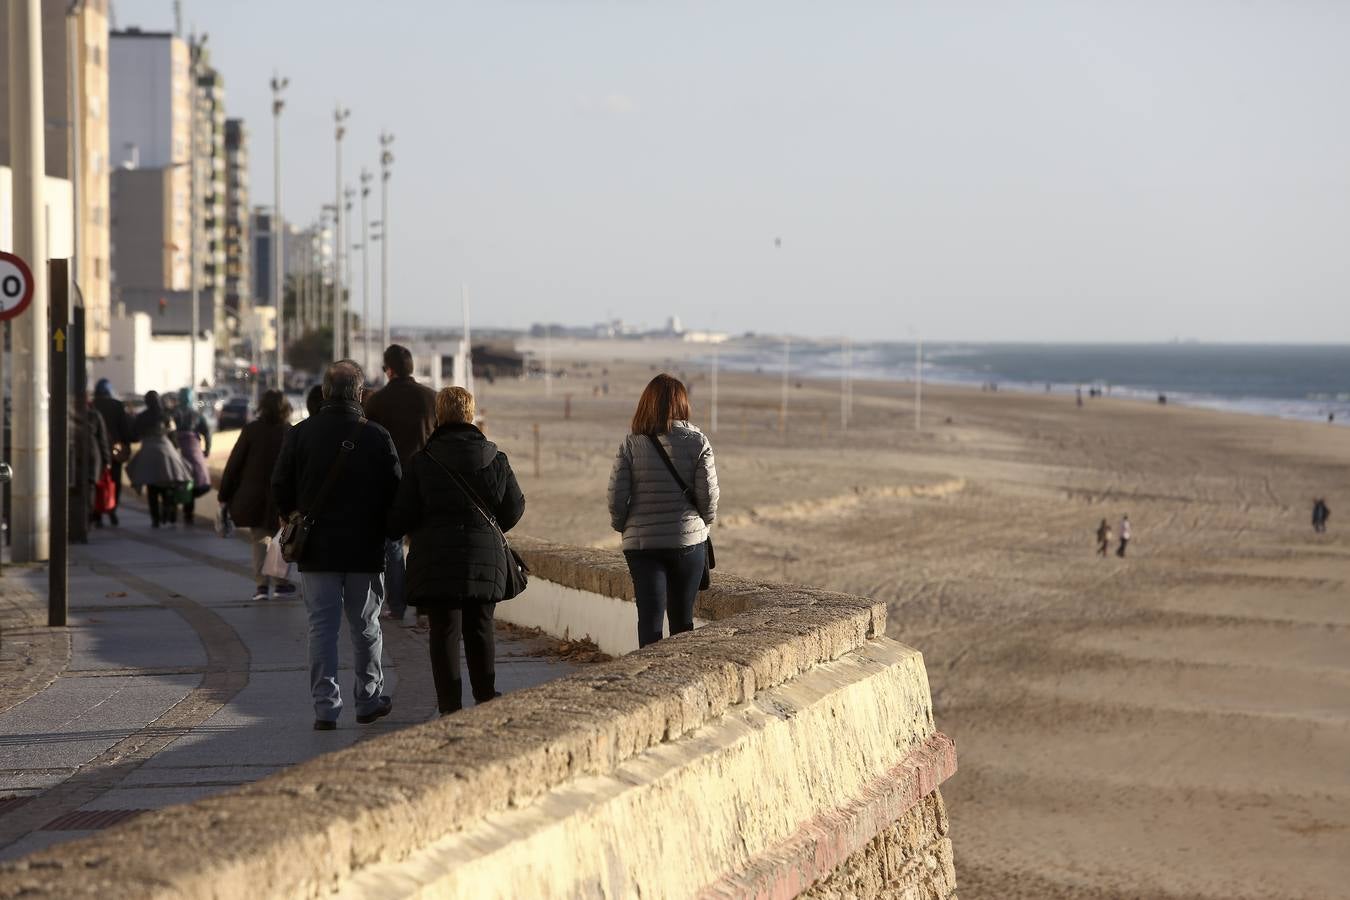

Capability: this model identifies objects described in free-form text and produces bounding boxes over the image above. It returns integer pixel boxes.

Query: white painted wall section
[497,578,708,657]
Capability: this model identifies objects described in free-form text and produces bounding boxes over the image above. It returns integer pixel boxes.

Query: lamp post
[344,185,356,366]
[379,132,394,353]
[333,106,350,362]
[359,169,373,375]
[322,203,338,350]
[270,73,288,389]
[188,34,209,390]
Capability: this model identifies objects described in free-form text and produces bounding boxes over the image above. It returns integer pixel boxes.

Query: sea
[708,341,1350,425]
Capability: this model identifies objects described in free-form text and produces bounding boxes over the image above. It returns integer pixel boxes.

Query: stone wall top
[0,539,893,900]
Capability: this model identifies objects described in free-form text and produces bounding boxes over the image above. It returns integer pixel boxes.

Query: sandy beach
[466,338,1350,899]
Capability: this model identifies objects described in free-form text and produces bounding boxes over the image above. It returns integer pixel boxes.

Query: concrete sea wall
[0,537,958,899]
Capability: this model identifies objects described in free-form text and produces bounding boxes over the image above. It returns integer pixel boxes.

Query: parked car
[217,396,252,431]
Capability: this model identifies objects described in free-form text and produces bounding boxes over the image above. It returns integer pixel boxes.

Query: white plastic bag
[261,529,291,580]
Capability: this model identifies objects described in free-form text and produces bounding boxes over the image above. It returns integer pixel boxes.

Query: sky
[112,1,1350,342]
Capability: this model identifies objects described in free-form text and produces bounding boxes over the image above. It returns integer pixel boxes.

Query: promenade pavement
[0,496,579,861]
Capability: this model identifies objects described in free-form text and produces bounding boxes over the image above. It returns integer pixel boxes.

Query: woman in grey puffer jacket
[607,374,719,648]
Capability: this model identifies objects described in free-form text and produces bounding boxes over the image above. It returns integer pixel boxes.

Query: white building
[0,168,74,269]
[108,29,191,170]
[92,310,212,395]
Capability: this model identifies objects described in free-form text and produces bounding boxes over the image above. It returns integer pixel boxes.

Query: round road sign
[0,251,35,322]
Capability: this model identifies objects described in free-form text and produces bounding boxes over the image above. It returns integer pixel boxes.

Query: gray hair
[322,359,365,403]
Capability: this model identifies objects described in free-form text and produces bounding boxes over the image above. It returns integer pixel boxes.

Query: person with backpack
[607,374,719,648]
[271,360,401,730]
[386,386,525,715]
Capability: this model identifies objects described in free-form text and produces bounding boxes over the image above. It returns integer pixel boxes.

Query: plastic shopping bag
[261,530,292,580]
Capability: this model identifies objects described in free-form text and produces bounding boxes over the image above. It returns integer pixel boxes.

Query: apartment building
[224,118,251,339]
[0,0,113,358]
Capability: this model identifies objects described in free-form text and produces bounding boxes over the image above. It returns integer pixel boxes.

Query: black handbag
[424,453,530,601]
[278,418,366,564]
[645,434,715,591]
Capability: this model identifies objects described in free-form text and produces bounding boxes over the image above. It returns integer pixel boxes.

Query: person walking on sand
[1117,514,1132,557]
[272,360,401,731]
[1312,498,1330,533]
[608,374,719,648]
[387,386,525,715]
[218,390,296,601]
[1096,518,1111,557]
[363,345,437,623]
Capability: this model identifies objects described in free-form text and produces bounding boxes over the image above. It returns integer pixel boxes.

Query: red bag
[95,468,117,514]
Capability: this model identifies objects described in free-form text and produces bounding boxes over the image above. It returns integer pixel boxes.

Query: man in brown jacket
[363,344,436,620]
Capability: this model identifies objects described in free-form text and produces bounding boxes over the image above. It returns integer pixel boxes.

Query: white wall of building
[0,169,74,261]
[93,311,212,395]
[109,33,183,168]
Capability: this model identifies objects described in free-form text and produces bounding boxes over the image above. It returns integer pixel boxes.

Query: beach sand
[473,338,1350,899]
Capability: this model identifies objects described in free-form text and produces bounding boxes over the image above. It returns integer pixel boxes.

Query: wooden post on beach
[564,394,572,420]
[915,335,923,431]
[780,337,790,437]
[533,423,541,477]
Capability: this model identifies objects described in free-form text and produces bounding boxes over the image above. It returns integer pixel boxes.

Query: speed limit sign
[0,251,35,322]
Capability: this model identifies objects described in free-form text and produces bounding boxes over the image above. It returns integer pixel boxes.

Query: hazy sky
[114,1,1349,342]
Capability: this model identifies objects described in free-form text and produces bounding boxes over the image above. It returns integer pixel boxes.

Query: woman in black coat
[387,386,525,714]
[218,390,293,600]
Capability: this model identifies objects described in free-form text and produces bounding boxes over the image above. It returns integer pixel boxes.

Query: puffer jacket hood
[422,422,498,472]
[607,421,719,551]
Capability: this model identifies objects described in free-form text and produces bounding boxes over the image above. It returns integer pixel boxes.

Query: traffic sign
[0,251,35,322]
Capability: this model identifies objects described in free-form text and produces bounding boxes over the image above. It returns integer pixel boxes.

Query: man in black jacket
[272,360,401,730]
[93,378,134,525]
[363,344,436,622]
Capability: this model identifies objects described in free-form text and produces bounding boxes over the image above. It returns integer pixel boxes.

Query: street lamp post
[333,106,350,362]
[360,169,372,375]
[379,132,394,354]
[344,185,356,367]
[270,73,287,389]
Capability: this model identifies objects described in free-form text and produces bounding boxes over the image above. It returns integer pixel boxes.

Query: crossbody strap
[645,433,697,508]
[303,417,367,523]
[422,452,508,547]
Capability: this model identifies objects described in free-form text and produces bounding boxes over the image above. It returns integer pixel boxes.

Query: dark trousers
[146,486,173,526]
[1117,538,1129,557]
[427,602,497,714]
[625,543,706,649]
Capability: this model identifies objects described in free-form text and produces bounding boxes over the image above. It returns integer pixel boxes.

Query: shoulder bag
[278,417,367,564]
[423,453,530,600]
[645,434,715,591]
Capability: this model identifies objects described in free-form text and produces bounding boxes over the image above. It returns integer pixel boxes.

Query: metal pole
[544,325,552,397]
[49,260,70,625]
[9,0,51,563]
[379,132,394,353]
[360,170,372,376]
[66,7,82,299]
[333,106,349,362]
[70,306,88,544]
[710,343,719,433]
[271,74,288,390]
[915,335,922,431]
[344,186,355,364]
[189,41,200,390]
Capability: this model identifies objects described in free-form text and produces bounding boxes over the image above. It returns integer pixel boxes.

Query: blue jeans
[376,538,407,619]
[301,572,386,721]
[624,543,706,648]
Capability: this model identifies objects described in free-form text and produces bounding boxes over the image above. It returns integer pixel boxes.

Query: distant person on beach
[608,374,719,648]
[1312,499,1330,533]
[1096,519,1111,557]
[1117,515,1131,557]
[1076,388,1083,408]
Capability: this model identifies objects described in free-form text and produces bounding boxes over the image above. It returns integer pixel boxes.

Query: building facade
[193,47,228,350]
[0,0,113,358]
[224,118,250,342]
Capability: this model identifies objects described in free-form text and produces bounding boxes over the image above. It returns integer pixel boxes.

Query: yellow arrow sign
[53,328,65,352]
